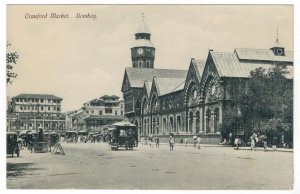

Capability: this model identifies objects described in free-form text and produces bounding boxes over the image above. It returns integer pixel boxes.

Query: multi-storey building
[67,95,125,131]
[7,94,65,131]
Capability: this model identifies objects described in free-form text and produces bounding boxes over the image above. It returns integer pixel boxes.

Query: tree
[238,64,293,146]
[6,42,19,85]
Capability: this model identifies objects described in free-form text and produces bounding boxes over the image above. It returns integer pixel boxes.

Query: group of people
[144,134,202,151]
[233,132,269,152]
[147,135,160,148]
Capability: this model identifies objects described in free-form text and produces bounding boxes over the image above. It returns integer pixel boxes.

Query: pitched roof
[154,77,186,96]
[13,94,62,100]
[210,51,293,79]
[99,95,120,100]
[125,67,188,88]
[135,17,151,34]
[192,59,206,82]
[235,48,293,62]
[84,115,124,120]
[144,81,152,97]
[131,39,154,48]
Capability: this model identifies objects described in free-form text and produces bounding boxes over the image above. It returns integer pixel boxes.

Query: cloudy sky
[6,5,293,112]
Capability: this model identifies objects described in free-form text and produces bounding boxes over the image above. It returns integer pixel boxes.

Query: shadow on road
[7,162,45,178]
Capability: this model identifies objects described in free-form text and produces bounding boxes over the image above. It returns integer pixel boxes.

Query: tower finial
[276,27,279,43]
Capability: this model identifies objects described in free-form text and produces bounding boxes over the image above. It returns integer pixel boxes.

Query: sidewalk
[141,142,293,153]
[235,146,293,153]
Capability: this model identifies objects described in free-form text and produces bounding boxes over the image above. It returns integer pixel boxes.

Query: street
[7,142,293,190]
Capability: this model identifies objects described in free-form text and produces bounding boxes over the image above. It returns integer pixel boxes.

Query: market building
[121,15,294,143]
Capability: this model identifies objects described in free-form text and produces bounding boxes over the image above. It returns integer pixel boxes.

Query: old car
[110,121,138,150]
[7,132,20,157]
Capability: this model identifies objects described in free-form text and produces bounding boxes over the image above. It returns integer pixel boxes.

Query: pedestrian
[169,135,175,151]
[197,135,201,149]
[229,132,233,145]
[193,135,197,148]
[234,136,239,150]
[155,135,160,148]
[184,138,188,148]
[149,136,153,148]
[263,140,268,152]
[250,137,255,151]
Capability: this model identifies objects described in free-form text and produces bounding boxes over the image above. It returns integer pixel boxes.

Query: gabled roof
[235,48,293,63]
[191,59,206,82]
[124,67,188,89]
[13,94,62,100]
[153,77,186,96]
[143,81,152,97]
[210,51,293,79]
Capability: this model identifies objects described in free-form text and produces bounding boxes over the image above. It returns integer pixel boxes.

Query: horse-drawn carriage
[32,129,60,153]
[7,132,20,157]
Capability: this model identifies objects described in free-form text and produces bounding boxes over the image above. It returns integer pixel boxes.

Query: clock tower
[271,28,285,56]
[131,13,155,69]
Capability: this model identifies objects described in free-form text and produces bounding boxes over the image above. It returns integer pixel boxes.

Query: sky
[6,4,293,112]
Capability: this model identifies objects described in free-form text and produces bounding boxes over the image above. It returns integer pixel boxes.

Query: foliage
[219,112,241,139]
[6,42,19,85]
[238,64,293,145]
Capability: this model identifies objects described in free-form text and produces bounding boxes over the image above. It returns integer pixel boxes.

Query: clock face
[137,48,144,55]
[276,48,283,55]
[208,81,220,99]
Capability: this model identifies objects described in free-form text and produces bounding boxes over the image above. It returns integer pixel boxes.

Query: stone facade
[121,17,294,143]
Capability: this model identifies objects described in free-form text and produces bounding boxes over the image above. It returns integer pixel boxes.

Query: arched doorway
[152,117,156,134]
[196,111,200,134]
[147,118,150,135]
[156,117,160,134]
[206,109,211,133]
[134,120,139,136]
[143,118,147,135]
[163,117,167,134]
[214,108,219,133]
[176,115,181,132]
[169,117,174,132]
[189,111,194,133]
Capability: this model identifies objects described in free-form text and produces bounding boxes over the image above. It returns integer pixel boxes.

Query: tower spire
[276,27,279,43]
[142,12,145,21]
[131,14,155,69]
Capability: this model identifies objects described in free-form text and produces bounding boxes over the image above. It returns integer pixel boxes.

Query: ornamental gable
[200,52,221,93]
[121,70,131,92]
